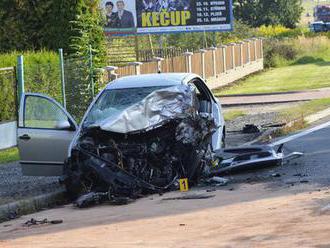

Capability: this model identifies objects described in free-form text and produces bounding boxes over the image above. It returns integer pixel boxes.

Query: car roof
[105,73,200,90]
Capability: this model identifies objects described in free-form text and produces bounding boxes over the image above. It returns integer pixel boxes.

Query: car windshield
[83,86,168,128]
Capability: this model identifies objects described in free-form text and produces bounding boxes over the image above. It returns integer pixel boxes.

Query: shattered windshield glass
[83,86,168,128]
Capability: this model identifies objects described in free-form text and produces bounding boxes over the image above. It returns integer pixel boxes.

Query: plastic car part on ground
[210,145,303,175]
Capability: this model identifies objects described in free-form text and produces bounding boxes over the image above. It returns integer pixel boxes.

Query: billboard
[102,0,233,36]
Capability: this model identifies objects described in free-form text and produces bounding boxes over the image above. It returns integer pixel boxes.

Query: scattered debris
[162,194,215,201]
[206,188,217,193]
[261,123,286,128]
[205,177,229,186]
[23,218,63,227]
[271,173,281,178]
[300,180,310,184]
[243,124,260,134]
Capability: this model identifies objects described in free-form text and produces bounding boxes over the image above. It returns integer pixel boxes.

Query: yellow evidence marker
[179,178,189,192]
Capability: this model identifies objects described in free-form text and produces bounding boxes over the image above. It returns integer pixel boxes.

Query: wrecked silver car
[17,73,226,202]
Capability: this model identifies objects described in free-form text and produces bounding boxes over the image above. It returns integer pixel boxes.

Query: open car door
[18,93,78,176]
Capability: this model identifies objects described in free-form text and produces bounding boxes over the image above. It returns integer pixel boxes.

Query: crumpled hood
[97,85,198,133]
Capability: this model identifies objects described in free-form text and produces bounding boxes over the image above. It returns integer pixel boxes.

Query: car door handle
[19,134,31,140]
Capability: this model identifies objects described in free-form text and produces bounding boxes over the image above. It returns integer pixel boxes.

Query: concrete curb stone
[0,189,67,223]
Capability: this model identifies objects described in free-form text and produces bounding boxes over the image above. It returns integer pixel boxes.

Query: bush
[257,25,309,39]
[263,40,299,68]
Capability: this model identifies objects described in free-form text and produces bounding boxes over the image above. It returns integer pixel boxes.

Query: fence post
[183,52,193,73]
[245,40,251,64]
[17,55,25,104]
[200,49,207,79]
[153,57,164,73]
[260,39,264,59]
[89,45,95,97]
[58,49,66,109]
[239,42,244,67]
[220,45,227,73]
[129,62,143,75]
[209,47,217,77]
[253,38,258,61]
[105,66,118,81]
[230,43,236,70]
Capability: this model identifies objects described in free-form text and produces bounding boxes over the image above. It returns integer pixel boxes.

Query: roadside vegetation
[0,147,19,164]
[214,36,330,96]
[224,110,246,121]
[272,98,330,137]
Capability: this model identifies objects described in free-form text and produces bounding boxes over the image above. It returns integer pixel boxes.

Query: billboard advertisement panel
[101,0,233,36]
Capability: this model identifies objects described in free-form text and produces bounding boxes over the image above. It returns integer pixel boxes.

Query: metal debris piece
[242,124,260,134]
[162,194,215,201]
[23,218,63,227]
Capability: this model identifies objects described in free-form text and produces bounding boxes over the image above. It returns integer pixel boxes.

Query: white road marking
[271,120,330,146]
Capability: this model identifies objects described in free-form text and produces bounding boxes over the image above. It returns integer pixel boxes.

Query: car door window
[24,96,70,129]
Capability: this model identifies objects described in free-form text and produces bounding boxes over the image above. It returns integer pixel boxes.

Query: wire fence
[0,67,17,122]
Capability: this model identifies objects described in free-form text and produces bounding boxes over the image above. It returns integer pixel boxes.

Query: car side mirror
[55,120,72,130]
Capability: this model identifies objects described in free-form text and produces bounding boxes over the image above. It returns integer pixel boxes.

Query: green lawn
[215,62,330,96]
[0,147,19,164]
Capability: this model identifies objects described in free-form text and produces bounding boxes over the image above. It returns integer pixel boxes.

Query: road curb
[221,100,310,107]
[217,90,307,98]
[0,189,67,223]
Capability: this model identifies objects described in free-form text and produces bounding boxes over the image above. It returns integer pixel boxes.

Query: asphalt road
[1,122,330,247]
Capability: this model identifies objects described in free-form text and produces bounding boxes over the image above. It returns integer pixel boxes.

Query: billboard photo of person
[105,1,119,28]
[116,0,135,28]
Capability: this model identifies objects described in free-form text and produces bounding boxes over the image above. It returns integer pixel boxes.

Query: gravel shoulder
[0,162,63,205]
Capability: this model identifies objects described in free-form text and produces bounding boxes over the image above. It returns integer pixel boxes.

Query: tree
[234,0,303,28]
[0,0,106,61]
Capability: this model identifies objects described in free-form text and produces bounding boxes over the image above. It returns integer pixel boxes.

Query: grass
[214,37,330,96]
[280,98,330,121]
[224,110,246,121]
[273,98,330,137]
[0,147,19,164]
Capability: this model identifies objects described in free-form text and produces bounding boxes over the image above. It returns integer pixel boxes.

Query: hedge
[0,51,61,122]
